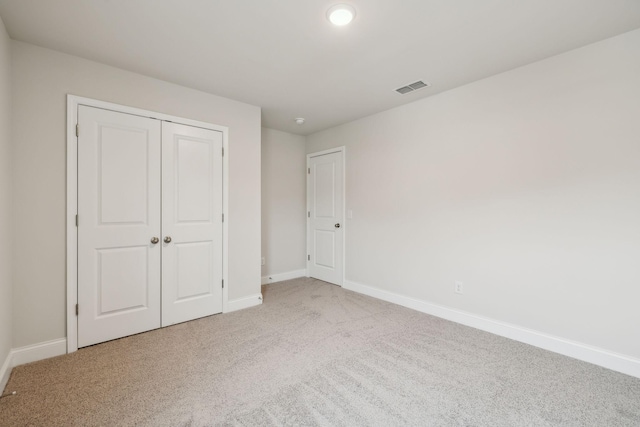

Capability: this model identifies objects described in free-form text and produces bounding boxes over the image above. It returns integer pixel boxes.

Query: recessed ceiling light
[327,4,356,26]
[295,118,306,125]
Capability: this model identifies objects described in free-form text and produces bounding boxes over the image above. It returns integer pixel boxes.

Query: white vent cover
[395,80,430,95]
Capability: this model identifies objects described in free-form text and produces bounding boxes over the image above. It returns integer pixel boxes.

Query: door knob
[335,223,341,228]
[150,237,159,244]
[164,236,172,243]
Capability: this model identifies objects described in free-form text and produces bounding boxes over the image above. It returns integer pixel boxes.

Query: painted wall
[261,128,307,278]
[306,29,640,359]
[11,41,261,348]
[0,16,12,374]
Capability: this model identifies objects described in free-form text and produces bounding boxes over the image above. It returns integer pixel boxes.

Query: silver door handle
[335,223,341,228]
[164,236,172,243]
[151,237,159,244]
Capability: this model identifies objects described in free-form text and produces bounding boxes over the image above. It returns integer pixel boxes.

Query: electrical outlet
[455,281,464,294]
[261,257,266,266]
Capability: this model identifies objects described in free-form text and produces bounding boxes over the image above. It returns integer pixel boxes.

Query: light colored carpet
[1,277,639,426]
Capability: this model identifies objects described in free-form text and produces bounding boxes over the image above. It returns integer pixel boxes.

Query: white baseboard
[261,269,306,285]
[0,338,67,392]
[343,279,640,379]
[0,350,12,393]
[225,293,263,313]
[11,338,67,367]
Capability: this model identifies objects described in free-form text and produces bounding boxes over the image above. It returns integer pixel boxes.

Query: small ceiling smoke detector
[327,4,356,26]
[295,118,306,125]
[395,80,431,95]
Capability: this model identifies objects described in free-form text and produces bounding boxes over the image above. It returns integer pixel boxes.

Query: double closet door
[77,106,223,348]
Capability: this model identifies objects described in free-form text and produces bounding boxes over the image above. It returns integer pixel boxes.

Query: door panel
[97,246,149,316]
[176,242,213,300]
[314,230,336,268]
[308,151,344,285]
[177,137,213,222]
[314,163,336,218]
[162,122,223,326]
[99,127,150,224]
[78,106,161,347]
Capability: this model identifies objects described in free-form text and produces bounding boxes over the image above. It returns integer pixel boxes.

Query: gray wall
[307,29,640,359]
[0,16,12,371]
[261,128,307,278]
[11,41,261,348]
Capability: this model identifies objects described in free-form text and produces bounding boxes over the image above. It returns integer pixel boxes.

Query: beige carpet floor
[1,277,640,426]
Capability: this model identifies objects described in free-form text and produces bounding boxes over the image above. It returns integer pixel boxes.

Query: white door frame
[66,95,229,353]
[306,146,346,285]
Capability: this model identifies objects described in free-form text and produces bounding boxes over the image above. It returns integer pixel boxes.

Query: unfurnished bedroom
[0,1,639,425]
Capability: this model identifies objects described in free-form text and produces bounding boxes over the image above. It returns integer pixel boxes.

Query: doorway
[67,96,229,351]
[306,147,345,286]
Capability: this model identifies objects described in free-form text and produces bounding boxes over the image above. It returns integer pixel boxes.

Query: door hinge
[75,304,79,316]
[222,213,224,222]
[76,124,79,137]
[222,147,224,156]
[308,167,310,174]
[308,211,310,218]
[222,279,224,289]
[308,255,310,261]
[75,214,79,227]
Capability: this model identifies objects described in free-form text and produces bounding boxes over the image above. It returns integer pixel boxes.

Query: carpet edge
[225,293,263,313]
[0,349,11,393]
[343,279,640,379]
[12,338,67,367]
[261,269,306,285]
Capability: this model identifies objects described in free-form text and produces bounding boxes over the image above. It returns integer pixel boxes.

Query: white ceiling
[1,1,639,135]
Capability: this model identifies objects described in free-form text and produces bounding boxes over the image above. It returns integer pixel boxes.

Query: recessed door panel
[177,138,212,223]
[314,163,336,218]
[307,150,344,285]
[97,247,148,316]
[176,242,214,301]
[314,230,335,268]
[99,126,149,225]
[162,122,223,326]
[78,105,161,348]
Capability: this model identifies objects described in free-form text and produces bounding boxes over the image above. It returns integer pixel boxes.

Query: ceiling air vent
[395,80,430,95]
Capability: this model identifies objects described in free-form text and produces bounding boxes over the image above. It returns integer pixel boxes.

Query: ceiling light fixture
[327,4,356,26]
[295,118,306,125]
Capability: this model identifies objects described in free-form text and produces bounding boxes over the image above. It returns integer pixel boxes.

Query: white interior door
[77,106,161,347]
[307,150,344,285]
[161,122,223,326]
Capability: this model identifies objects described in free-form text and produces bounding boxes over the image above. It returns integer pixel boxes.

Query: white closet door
[161,122,223,326]
[307,150,344,286]
[77,106,162,347]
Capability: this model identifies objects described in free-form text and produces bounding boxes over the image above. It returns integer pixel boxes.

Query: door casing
[66,95,229,353]
[306,147,346,285]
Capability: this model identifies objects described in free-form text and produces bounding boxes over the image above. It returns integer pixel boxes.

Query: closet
[76,105,223,347]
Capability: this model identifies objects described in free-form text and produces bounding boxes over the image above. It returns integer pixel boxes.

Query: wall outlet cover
[455,281,464,294]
